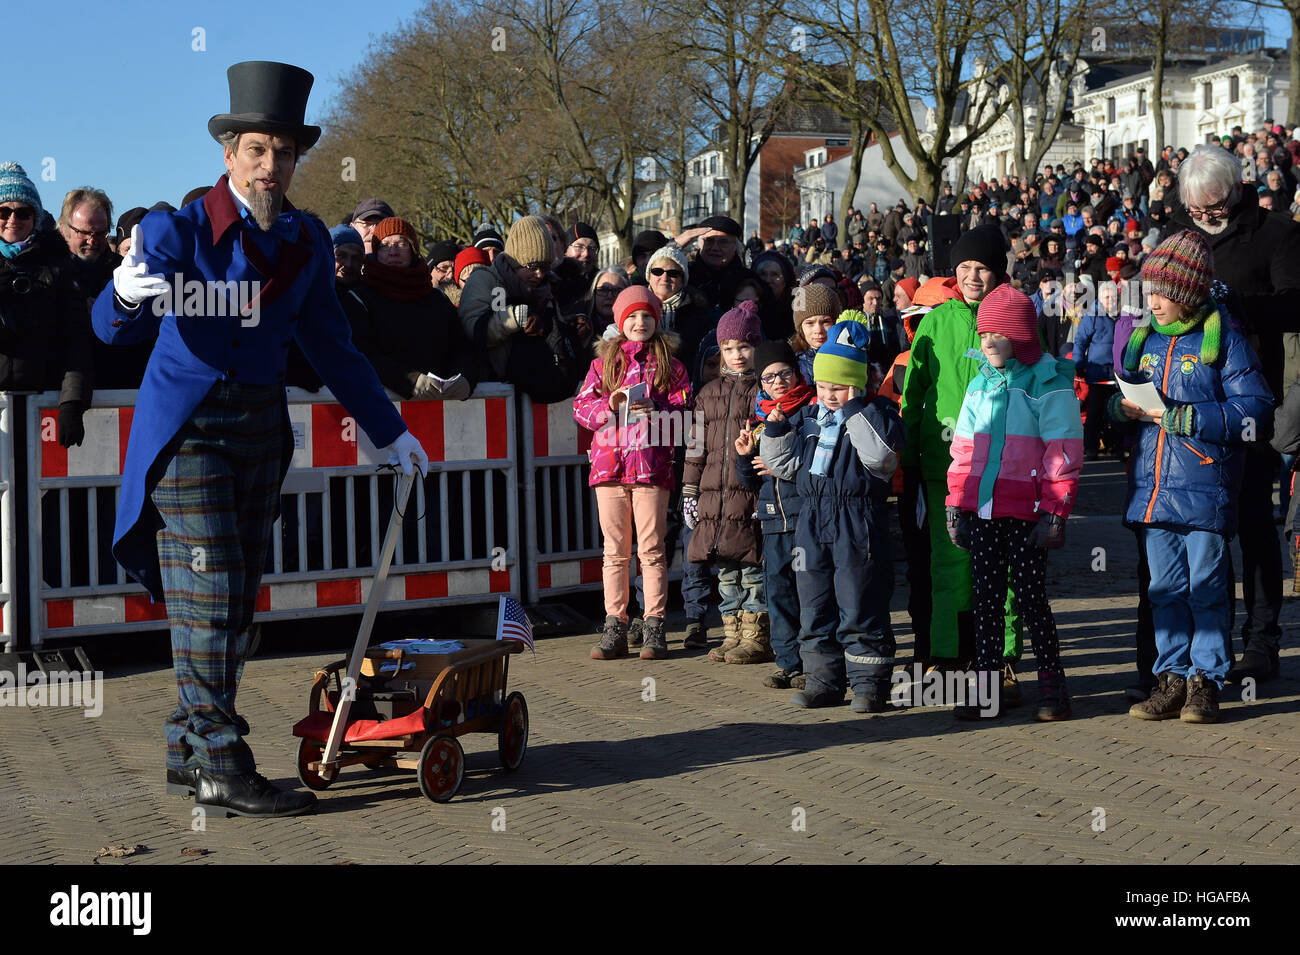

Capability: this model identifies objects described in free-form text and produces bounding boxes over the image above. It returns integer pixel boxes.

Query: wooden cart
[291,639,528,803]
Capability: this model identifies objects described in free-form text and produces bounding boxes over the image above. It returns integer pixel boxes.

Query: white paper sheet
[1116,377,1167,415]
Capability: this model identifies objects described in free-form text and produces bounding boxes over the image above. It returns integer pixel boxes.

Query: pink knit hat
[716,300,762,346]
[612,285,662,332]
[976,284,1042,366]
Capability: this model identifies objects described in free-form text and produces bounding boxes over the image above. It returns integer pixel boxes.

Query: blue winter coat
[759,395,905,544]
[1073,309,1117,382]
[1120,317,1272,537]
[92,176,406,600]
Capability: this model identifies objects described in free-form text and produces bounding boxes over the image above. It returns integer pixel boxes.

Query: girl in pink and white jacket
[945,284,1083,721]
[573,286,692,661]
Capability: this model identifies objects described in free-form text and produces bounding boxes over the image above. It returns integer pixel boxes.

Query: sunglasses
[0,207,35,223]
[649,267,683,279]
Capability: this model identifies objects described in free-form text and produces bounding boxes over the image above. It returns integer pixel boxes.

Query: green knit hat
[812,311,871,390]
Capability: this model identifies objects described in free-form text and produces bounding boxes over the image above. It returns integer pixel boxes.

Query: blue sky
[11,0,426,219]
[10,1,1295,226]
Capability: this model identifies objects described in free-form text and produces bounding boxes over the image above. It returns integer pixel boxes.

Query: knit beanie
[754,339,799,378]
[612,285,662,332]
[426,240,460,267]
[813,314,871,390]
[646,244,690,282]
[976,284,1042,366]
[0,162,42,218]
[329,224,364,249]
[567,221,598,245]
[792,283,842,323]
[505,215,554,267]
[894,276,921,303]
[1105,256,1123,279]
[373,217,419,254]
[949,224,1008,276]
[454,247,489,286]
[1140,230,1213,307]
[632,229,668,259]
[751,250,795,294]
[716,300,762,346]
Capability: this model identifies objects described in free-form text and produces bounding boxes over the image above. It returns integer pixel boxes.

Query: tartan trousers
[152,380,285,775]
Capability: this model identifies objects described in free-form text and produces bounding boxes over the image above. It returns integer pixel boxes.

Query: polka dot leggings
[969,517,1062,674]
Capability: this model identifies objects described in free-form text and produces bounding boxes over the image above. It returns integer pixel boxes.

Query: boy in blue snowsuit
[761,314,906,711]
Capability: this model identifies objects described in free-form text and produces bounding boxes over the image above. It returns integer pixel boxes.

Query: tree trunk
[1152,11,1168,157]
[840,118,869,224]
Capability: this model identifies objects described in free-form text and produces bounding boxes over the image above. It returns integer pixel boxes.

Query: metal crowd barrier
[26,385,519,648]
[518,394,684,606]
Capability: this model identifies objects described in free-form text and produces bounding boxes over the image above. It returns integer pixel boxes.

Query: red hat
[453,247,489,287]
[1105,256,1124,280]
[895,277,921,303]
[976,284,1041,366]
[1125,218,1141,234]
[612,285,662,333]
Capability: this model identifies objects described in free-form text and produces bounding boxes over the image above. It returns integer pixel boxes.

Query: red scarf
[361,259,435,302]
[757,382,816,419]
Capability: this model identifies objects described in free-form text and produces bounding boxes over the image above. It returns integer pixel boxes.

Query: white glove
[386,430,429,478]
[112,225,169,306]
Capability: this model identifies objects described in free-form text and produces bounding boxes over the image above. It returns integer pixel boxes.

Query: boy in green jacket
[900,226,1024,692]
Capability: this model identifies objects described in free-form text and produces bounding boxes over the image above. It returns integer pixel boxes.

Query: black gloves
[58,402,85,448]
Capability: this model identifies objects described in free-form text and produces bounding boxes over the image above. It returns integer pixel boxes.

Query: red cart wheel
[296,738,334,791]
[497,692,529,772]
[417,735,464,803]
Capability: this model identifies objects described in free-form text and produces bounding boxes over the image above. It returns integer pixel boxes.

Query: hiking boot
[639,616,667,660]
[851,691,887,714]
[725,611,775,664]
[1001,662,1022,708]
[1226,645,1279,684]
[1128,671,1186,720]
[682,619,709,650]
[627,618,644,649]
[791,673,806,690]
[762,667,803,689]
[1180,671,1220,724]
[590,616,629,660]
[790,687,844,708]
[953,670,1002,720]
[708,614,742,661]
[1035,668,1072,721]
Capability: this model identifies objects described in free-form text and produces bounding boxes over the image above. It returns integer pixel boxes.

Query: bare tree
[650,0,793,227]
[780,0,1014,208]
[991,0,1089,179]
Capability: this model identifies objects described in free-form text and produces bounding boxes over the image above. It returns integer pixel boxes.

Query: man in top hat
[92,60,429,818]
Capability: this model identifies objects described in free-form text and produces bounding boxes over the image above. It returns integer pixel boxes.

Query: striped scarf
[659,291,682,334]
[810,407,843,477]
[1122,303,1219,374]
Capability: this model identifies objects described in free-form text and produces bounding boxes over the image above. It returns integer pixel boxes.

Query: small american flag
[496,596,535,656]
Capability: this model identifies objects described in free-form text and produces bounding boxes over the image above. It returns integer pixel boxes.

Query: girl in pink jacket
[573,286,692,661]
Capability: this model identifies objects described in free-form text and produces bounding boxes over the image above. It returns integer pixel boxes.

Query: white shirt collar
[227,176,251,212]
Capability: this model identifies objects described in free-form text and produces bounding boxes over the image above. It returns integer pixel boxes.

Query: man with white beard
[92,61,429,818]
[1165,144,1300,684]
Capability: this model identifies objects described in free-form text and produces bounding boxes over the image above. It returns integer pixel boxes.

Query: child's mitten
[682,487,700,531]
[945,505,972,551]
[1029,512,1066,550]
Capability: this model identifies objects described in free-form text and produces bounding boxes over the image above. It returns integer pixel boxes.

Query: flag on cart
[496,596,535,656]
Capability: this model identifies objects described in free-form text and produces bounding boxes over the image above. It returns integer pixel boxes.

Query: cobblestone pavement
[1,458,1296,864]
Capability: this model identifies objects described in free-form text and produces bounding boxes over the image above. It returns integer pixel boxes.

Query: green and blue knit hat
[0,162,43,219]
[813,310,871,390]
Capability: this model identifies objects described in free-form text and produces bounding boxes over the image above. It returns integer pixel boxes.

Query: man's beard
[1198,217,1230,236]
[248,185,284,231]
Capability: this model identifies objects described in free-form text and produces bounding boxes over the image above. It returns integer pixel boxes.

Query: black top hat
[208,60,321,150]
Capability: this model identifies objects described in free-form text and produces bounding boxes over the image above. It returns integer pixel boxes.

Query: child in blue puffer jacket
[1110,231,1272,726]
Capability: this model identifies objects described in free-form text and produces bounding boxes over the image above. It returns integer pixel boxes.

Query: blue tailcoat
[92,176,406,600]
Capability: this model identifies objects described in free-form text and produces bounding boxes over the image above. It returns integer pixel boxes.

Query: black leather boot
[195,769,318,818]
[166,766,199,797]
